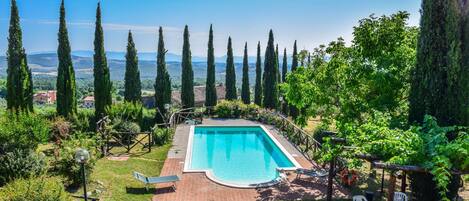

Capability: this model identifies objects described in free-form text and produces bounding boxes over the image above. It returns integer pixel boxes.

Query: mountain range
[0,51,292,85]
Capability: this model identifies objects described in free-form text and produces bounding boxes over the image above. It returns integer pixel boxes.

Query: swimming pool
[183,125,301,188]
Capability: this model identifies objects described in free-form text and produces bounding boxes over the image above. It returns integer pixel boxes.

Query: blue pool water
[188,126,296,186]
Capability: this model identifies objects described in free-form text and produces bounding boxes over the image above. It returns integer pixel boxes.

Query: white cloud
[34,19,183,34]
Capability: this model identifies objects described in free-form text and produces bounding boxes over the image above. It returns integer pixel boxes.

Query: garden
[0,102,174,200]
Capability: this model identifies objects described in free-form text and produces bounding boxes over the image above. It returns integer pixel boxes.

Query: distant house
[142,95,156,108]
[33,90,57,104]
[82,96,94,108]
[171,84,226,107]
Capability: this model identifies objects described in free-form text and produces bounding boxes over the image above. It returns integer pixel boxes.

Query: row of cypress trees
[6,0,299,121]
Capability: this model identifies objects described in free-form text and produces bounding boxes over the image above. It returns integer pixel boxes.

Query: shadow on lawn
[125,186,176,195]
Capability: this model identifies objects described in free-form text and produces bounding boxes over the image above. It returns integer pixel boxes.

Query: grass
[72,143,171,201]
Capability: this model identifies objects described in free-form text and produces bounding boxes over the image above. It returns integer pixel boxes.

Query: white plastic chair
[353,195,368,201]
[394,192,408,201]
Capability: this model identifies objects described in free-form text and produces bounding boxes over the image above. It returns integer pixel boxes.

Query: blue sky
[0,0,421,57]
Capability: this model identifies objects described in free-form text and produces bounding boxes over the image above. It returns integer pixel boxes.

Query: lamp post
[75,148,90,201]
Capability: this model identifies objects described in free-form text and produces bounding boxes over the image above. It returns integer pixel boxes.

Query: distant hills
[0,51,284,86]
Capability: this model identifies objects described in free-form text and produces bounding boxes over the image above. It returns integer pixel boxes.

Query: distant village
[33,84,227,109]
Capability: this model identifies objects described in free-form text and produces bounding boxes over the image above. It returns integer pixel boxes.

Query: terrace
[152,118,350,201]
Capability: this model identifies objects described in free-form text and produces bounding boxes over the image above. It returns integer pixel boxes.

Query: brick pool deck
[152,118,350,201]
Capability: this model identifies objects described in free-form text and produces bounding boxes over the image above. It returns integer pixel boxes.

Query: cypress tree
[225,37,237,100]
[254,42,262,106]
[282,48,288,82]
[124,31,142,103]
[289,40,299,118]
[408,0,465,200]
[181,25,194,108]
[6,0,33,113]
[262,30,278,109]
[155,27,172,123]
[205,25,217,107]
[56,0,76,117]
[241,42,250,104]
[93,2,112,121]
[276,44,280,84]
[281,48,288,115]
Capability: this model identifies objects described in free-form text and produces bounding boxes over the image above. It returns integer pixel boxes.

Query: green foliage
[241,42,250,104]
[112,119,141,133]
[254,42,263,106]
[288,41,299,119]
[152,127,174,146]
[6,0,33,113]
[155,27,172,123]
[0,149,46,186]
[181,25,194,108]
[214,100,259,119]
[0,113,51,152]
[225,37,237,100]
[124,31,142,103]
[283,12,417,127]
[0,176,71,201]
[56,0,77,118]
[93,2,112,121]
[205,25,217,107]
[320,114,468,201]
[70,109,94,132]
[54,133,99,186]
[262,30,279,109]
[409,0,468,127]
[105,102,143,125]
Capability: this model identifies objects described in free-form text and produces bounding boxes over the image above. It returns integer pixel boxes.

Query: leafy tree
[155,27,172,123]
[225,37,237,100]
[205,25,217,107]
[408,0,466,199]
[262,30,278,109]
[254,42,262,106]
[56,0,77,118]
[181,25,194,108]
[241,42,250,104]
[283,12,417,127]
[124,31,142,103]
[289,41,299,119]
[93,2,112,121]
[6,0,33,113]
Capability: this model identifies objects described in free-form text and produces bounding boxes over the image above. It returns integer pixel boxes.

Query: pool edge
[182,124,302,189]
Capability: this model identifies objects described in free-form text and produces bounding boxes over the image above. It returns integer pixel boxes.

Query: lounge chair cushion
[133,172,180,184]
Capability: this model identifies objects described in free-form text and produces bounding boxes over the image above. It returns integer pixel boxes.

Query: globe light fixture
[75,148,90,200]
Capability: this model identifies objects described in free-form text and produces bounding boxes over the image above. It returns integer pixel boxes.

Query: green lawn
[73,144,171,201]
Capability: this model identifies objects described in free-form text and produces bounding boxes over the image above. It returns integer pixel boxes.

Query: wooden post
[380,168,385,195]
[387,172,396,201]
[326,158,335,201]
[148,132,152,152]
[401,171,406,193]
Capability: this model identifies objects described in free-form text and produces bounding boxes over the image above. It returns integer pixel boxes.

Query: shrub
[111,119,141,144]
[0,149,46,186]
[0,176,71,201]
[51,117,72,144]
[214,100,259,118]
[105,102,143,124]
[153,127,174,146]
[0,113,51,153]
[71,109,94,132]
[55,133,99,187]
[141,109,156,131]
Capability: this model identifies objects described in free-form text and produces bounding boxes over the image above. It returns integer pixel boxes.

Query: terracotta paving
[152,119,351,201]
